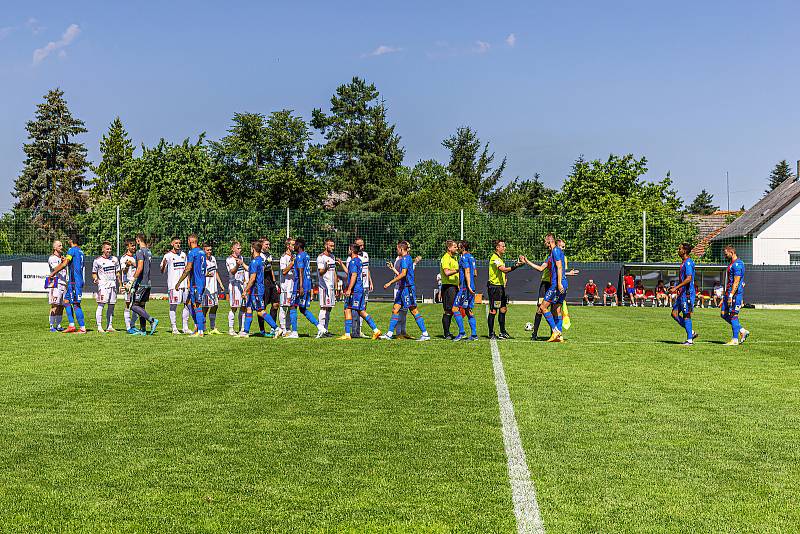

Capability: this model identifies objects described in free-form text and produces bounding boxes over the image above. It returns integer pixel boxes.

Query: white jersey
[92,256,120,289]
[225,254,248,283]
[316,253,337,288]
[163,251,188,290]
[358,250,370,289]
[280,253,295,285]
[120,254,137,284]
[48,254,67,286]
[205,256,219,294]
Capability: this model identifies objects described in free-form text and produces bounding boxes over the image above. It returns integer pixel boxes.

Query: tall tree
[687,189,718,215]
[767,160,794,192]
[13,88,89,231]
[442,126,506,208]
[309,77,404,204]
[483,174,554,215]
[89,117,135,205]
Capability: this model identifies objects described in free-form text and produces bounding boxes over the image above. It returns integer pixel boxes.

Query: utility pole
[726,171,730,211]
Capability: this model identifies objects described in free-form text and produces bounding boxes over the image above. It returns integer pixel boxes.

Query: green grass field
[0,297,798,532]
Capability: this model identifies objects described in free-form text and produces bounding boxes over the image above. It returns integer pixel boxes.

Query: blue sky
[1,0,799,211]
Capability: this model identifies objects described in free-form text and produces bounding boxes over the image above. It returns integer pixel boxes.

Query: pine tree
[766,160,794,193]
[687,189,718,215]
[13,88,89,232]
[90,117,134,205]
[442,126,506,208]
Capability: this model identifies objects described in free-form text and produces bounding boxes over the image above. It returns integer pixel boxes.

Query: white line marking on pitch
[491,336,545,533]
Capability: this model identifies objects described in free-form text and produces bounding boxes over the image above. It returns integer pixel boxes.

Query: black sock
[488,313,495,335]
[258,315,265,332]
[533,312,543,337]
[498,312,507,333]
[270,306,278,323]
[442,314,452,336]
[131,304,151,324]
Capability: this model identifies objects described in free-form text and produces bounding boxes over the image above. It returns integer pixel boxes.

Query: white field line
[490,336,545,533]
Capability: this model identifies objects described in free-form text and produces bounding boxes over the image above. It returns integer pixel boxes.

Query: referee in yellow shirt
[488,239,524,339]
[440,240,460,339]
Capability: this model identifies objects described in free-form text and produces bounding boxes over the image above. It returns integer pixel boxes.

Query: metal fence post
[286,207,290,239]
[460,209,464,241]
[642,210,647,263]
[116,205,120,257]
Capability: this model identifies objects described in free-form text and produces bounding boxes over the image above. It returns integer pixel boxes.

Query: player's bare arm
[175,261,191,290]
[383,268,407,289]
[49,256,69,278]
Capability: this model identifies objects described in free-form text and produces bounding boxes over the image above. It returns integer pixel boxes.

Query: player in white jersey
[47,240,67,332]
[278,238,296,331]
[202,243,224,334]
[161,237,191,334]
[91,241,122,332]
[120,238,138,331]
[225,241,249,335]
[316,238,338,335]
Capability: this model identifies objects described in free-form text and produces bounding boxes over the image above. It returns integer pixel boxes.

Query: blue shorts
[626,287,635,296]
[189,286,205,306]
[544,285,566,306]
[454,288,475,310]
[395,287,417,308]
[246,292,264,312]
[345,291,366,311]
[291,290,312,309]
[65,283,83,304]
[673,294,694,315]
[721,294,743,318]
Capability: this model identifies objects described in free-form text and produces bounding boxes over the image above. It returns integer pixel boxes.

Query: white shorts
[318,283,336,308]
[228,281,245,307]
[203,289,219,308]
[49,284,65,305]
[169,288,188,305]
[95,286,118,305]
[280,282,295,306]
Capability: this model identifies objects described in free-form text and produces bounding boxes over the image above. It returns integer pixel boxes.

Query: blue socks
[243,312,252,333]
[65,305,75,325]
[684,317,693,340]
[364,314,377,330]
[345,319,352,334]
[454,313,465,335]
[731,317,741,339]
[262,312,278,330]
[74,306,85,328]
[290,308,298,331]
[672,314,685,328]
[414,313,426,333]
[388,314,399,334]
[555,314,563,331]
[302,308,319,326]
[468,315,477,336]
[544,311,556,330]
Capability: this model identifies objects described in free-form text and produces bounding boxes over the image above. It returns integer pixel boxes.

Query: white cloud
[32,24,80,66]
[505,33,516,47]
[364,44,402,57]
[26,17,44,35]
[474,40,491,54]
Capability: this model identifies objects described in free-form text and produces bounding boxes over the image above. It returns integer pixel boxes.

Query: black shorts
[132,285,150,305]
[487,284,508,310]
[441,284,458,311]
[537,280,551,303]
[263,281,280,305]
[585,293,596,301]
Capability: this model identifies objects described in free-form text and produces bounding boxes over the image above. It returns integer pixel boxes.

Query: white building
[712,177,800,265]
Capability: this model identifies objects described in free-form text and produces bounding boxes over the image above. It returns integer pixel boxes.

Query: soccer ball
[524,322,533,331]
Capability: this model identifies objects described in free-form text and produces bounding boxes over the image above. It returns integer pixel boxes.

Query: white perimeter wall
[753,195,800,264]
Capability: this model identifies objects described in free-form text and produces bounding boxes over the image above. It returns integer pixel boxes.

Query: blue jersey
[726,258,745,297]
[678,257,695,297]
[293,251,312,291]
[186,246,207,289]
[249,255,265,296]
[548,246,568,290]
[398,254,415,290]
[459,253,476,291]
[347,256,364,293]
[66,245,85,285]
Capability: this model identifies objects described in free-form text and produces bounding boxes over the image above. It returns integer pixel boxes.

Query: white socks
[96,304,105,329]
[182,307,190,331]
[106,303,115,329]
[169,304,178,329]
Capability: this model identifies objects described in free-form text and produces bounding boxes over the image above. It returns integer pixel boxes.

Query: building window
[790,252,800,265]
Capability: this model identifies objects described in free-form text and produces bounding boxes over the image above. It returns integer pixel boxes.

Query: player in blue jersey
[538,234,568,342]
[287,238,326,339]
[721,244,750,345]
[49,234,87,333]
[240,240,284,338]
[670,242,699,345]
[175,234,207,337]
[452,241,478,341]
[338,242,382,340]
[381,240,430,341]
